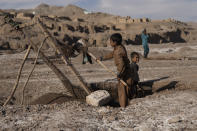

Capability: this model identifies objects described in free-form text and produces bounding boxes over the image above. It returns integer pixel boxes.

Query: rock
[134,124,153,131]
[16,12,34,20]
[108,115,118,121]
[1,110,6,116]
[86,90,111,106]
[0,41,10,49]
[168,116,182,124]
[117,128,134,131]
[97,107,110,114]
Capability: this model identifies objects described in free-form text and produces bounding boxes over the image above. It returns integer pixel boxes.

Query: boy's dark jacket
[130,62,139,83]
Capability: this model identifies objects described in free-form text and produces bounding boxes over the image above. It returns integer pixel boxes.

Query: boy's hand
[96,57,103,61]
[96,57,99,61]
[99,56,103,61]
[117,74,121,81]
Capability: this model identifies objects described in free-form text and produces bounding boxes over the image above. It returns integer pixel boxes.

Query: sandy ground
[0,42,197,130]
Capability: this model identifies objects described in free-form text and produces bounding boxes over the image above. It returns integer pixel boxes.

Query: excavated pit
[27,81,118,106]
[21,80,153,107]
[0,81,152,107]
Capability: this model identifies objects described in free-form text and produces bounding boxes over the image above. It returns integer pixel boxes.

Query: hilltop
[0,4,196,50]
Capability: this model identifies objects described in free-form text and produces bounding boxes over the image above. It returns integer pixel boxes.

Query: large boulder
[86,90,111,106]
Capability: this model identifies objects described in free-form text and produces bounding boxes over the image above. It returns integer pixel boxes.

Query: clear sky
[0,0,196,22]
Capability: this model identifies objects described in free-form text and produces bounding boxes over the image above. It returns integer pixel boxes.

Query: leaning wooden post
[36,17,91,95]
[3,45,31,106]
[21,37,46,105]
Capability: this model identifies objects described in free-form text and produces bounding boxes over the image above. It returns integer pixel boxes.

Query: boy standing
[99,33,134,107]
[130,52,140,96]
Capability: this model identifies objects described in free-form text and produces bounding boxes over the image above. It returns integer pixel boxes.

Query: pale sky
[0,0,196,22]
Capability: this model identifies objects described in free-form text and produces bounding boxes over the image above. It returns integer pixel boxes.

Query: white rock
[86,90,111,106]
[97,107,110,114]
[168,116,182,124]
[134,124,153,131]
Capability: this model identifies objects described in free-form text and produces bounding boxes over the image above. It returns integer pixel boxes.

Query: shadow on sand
[138,76,168,97]
[156,81,178,92]
[28,76,178,107]
[138,76,178,97]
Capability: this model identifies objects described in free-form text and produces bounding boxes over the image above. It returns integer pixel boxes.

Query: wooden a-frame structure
[3,16,91,106]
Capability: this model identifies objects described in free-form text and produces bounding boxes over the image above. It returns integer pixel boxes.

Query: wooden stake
[3,45,31,106]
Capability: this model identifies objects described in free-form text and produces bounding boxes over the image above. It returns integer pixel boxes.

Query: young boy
[130,52,140,96]
[99,33,134,107]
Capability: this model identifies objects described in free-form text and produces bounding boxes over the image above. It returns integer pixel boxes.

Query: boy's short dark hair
[110,33,122,45]
[130,51,139,59]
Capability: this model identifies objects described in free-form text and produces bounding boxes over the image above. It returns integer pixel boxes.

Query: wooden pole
[87,52,129,87]
[3,45,31,106]
[21,37,46,105]
[36,17,91,95]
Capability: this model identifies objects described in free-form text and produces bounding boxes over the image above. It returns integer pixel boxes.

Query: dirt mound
[34,4,85,17]
[35,3,50,9]
[30,93,78,105]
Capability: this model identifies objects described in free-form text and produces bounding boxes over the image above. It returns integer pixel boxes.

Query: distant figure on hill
[141,29,149,58]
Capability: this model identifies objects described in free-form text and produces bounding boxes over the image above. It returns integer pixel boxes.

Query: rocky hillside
[0,4,196,50]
